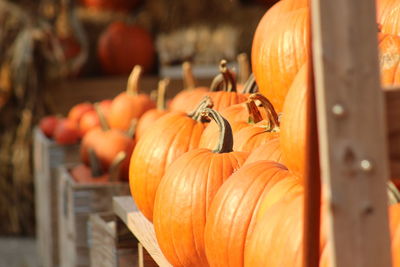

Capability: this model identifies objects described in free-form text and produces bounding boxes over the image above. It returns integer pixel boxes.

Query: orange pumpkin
[233,93,280,152]
[136,79,169,140]
[39,116,60,138]
[54,119,80,145]
[98,22,155,75]
[108,66,155,131]
[169,62,209,113]
[153,108,248,267]
[204,161,298,267]
[129,97,213,221]
[377,0,400,36]
[68,102,94,126]
[80,0,140,13]
[243,138,283,165]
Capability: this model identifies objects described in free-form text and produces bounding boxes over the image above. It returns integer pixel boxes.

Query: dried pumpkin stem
[242,73,258,94]
[109,151,126,182]
[249,93,280,131]
[210,59,237,92]
[388,181,400,204]
[157,78,169,111]
[88,148,103,177]
[127,118,138,139]
[188,96,214,121]
[94,103,110,131]
[237,53,250,85]
[182,61,196,90]
[201,108,233,153]
[246,101,263,124]
[126,65,142,96]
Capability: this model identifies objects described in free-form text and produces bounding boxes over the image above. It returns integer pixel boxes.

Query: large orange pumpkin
[204,161,298,267]
[169,62,209,113]
[377,0,400,36]
[243,138,283,165]
[129,97,212,221]
[153,108,248,267]
[108,66,155,131]
[136,79,169,140]
[98,22,155,75]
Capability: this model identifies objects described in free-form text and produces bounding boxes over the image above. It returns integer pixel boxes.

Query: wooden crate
[113,196,170,267]
[57,165,130,267]
[33,127,80,267]
[88,212,137,267]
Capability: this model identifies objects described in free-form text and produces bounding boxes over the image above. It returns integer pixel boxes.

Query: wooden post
[311,0,392,267]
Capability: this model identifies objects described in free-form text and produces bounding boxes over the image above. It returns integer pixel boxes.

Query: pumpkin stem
[188,96,214,122]
[249,93,280,131]
[210,59,237,92]
[127,119,138,139]
[182,61,196,90]
[242,73,258,94]
[150,90,158,102]
[109,151,126,182]
[200,108,233,153]
[157,78,169,111]
[126,65,142,96]
[388,181,400,204]
[94,103,110,131]
[246,100,263,124]
[237,53,250,85]
[88,148,103,177]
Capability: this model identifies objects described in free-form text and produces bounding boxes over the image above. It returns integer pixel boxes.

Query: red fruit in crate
[68,102,94,125]
[54,119,80,145]
[39,116,59,138]
[98,21,155,75]
[80,0,140,13]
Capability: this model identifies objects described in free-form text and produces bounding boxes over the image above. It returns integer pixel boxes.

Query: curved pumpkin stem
[188,96,214,122]
[88,148,103,177]
[246,101,263,124]
[388,181,400,204]
[200,108,233,153]
[150,90,158,102]
[182,61,196,90]
[210,59,237,92]
[242,73,258,94]
[127,118,138,139]
[249,93,280,131]
[126,65,142,96]
[237,53,250,85]
[109,151,126,182]
[157,78,169,111]
[94,103,110,131]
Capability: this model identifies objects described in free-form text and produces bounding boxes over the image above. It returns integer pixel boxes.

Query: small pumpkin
[153,108,248,267]
[129,97,213,221]
[79,99,112,137]
[98,22,155,75]
[169,62,209,113]
[39,116,60,138]
[80,0,141,13]
[243,138,283,165]
[136,78,170,140]
[108,65,155,131]
[54,119,80,145]
[204,161,298,267]
[68,102,94,126]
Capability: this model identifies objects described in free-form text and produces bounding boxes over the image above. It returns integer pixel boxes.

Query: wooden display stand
[57,165,130,267]
[33,127,80,267]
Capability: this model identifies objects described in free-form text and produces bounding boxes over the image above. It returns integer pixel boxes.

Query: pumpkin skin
[71,164,109,184]
[129,98,212,221]
[68,102,94,126]
[80,0,140,13]
[204,161,297,267]
[39,116,59,138]
[252,2,309,112]
[243,138,283,165]
[390,203,400,267]
[98,22,155,75]
[377,0,400,36]
[79,110,100,137]
[153,109,248,267]
[54,119,80,145]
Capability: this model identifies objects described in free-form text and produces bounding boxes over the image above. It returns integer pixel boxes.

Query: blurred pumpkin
[54,119,80,145]
[80,0,141,12]
[39,116,60,138]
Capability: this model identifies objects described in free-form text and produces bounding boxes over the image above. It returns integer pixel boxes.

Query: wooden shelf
[113,196,172,267]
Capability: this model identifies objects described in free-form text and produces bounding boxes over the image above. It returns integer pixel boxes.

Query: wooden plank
[113,196,172,267]
[311,0,392,266]
[138,243,158,267]
[384,87,400,178]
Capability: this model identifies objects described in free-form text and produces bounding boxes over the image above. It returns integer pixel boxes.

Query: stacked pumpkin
[125,0,400,266]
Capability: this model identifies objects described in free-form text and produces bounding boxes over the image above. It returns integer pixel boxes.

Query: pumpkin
[204,161,298,267]
[377,0,400,36]
[199,100,264,150]
[108,66,155,131]
[169,62,209,113]
[129,97,213,221]
[98,22,155,75]
[243,138,283,165]
[54,119,80,145]
[68,102,94,126]
[207,60,247,111]
[390,203,400,266]
[153,108,248,267]
[252,0,309,112]
[233,93,280,152]
[39,116,59,138]
[136,79,169,140]
[79,100,111,137]
[80,0,140,13]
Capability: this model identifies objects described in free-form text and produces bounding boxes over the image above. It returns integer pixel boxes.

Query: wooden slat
[384,87,400,178]
[311,0,392,266]
[113,196,172,267]
[138,243,158,267]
